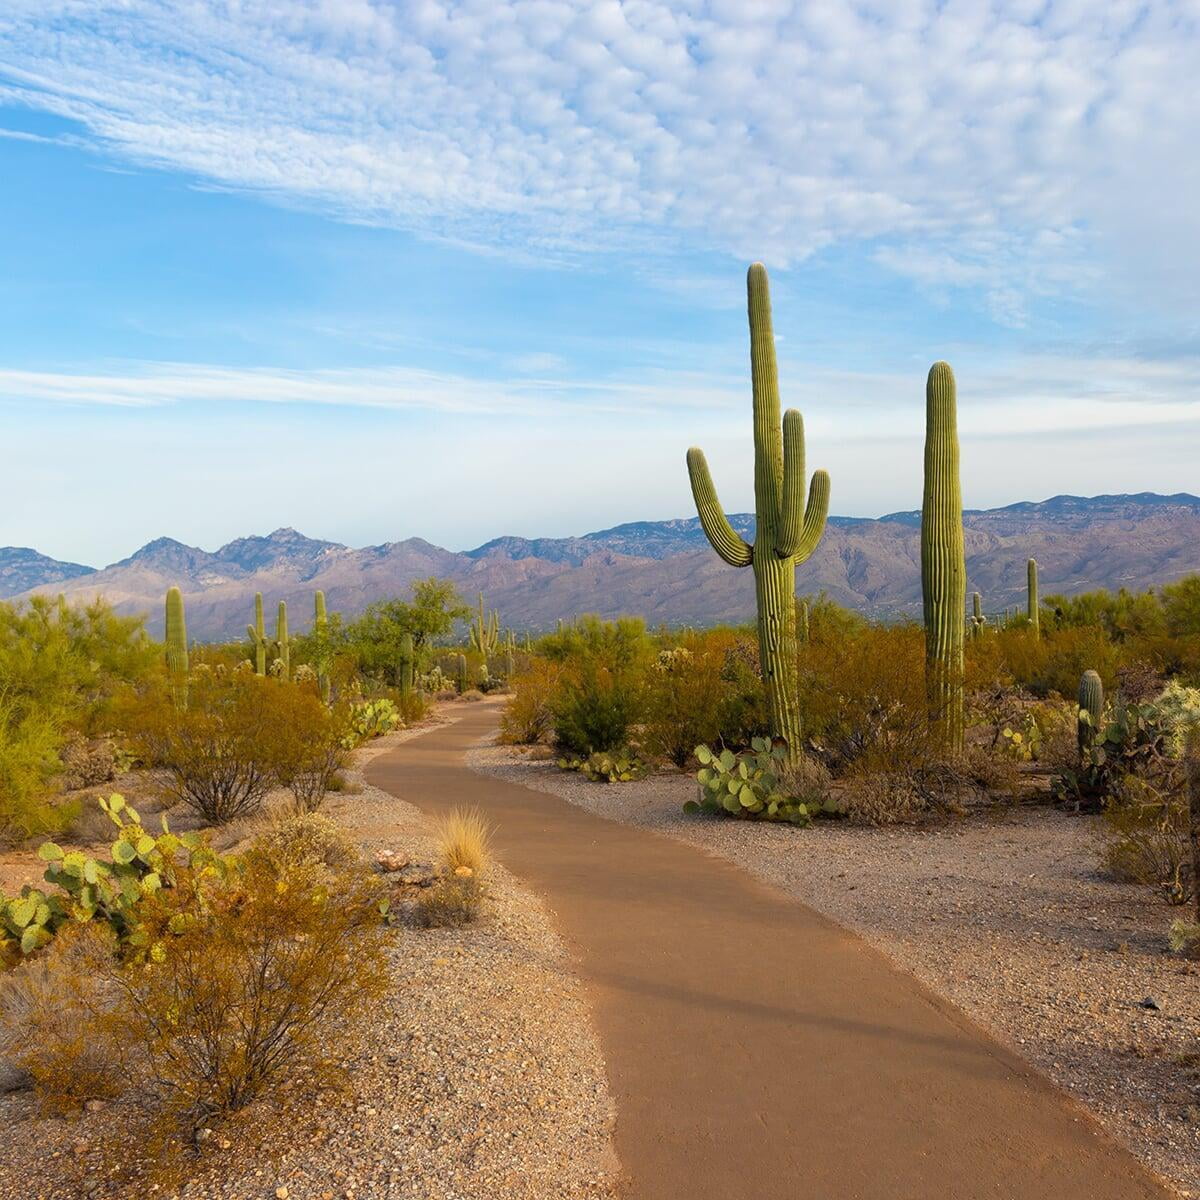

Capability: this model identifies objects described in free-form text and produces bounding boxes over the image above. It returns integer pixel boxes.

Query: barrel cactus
[921,362,965,752]
[686,263,830,761]
[165,586,188,707]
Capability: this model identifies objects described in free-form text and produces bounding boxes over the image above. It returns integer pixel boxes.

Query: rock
[395,863,437,888]
[83,1099,107,1114]
[374,849,410,873]
[276,1187,290,1199]
[1138,996,1160,1010]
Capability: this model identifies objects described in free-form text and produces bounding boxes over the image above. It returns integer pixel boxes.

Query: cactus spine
[275,601,290,681]
[314,590,330,703]
[399,632,414,697]
[247,592,267,675]
[165,586,188,706]
[686,263,830,760]
[1078,669,1104,755]
[456,653,468,695]
[921,361,966,753]
[1027,558,1040,637]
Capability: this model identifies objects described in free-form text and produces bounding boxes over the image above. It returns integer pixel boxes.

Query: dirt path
[366,703,1174,1200]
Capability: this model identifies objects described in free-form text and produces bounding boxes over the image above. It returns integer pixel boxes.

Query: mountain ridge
[5,492,1200,639]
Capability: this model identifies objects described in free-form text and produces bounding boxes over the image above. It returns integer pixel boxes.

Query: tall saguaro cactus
[165,586,189,707]
[247,592,268,676]
[686,263,830,759]
[1027,558,1040,638]
[275,601,290,681]
[921,362,966,753]
[314,590,331,703]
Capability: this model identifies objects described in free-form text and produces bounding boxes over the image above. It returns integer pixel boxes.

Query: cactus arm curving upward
[921,361,966,752]
[686,448,753,567]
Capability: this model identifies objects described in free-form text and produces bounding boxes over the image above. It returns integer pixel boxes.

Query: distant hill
[7,494,1200,640]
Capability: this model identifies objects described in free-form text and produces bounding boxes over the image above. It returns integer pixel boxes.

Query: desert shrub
[641,639,729,766]
[346,697,401,743]
[414,871,484,928]
[1149,680,1200,755]
[396,688,428,726]
[797,622,936,774]
[713,634,770,748]
[1000,626,1121,699]
[0,700,68,843]
[840,771,927,826]
[551,663,640,755]
[500,658,561,744]
[94,847,387,1148]
[256,811,357,872]
[539,614,652,673]
[269,692,351,813]
[557,749,650,782]
[685,740,840,824]
[0,923,120,1108]
[461,688,485,702]
[1101,776,1191,903]
[59,735,120,790]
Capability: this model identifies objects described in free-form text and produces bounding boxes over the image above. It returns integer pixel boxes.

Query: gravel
[0,712,619,1200]
[470,743,1200,1199]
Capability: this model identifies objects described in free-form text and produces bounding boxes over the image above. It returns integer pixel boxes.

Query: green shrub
[551,664,640,756]
[641,639,729,766]
[0,700,68,843]
[500,658,561,744]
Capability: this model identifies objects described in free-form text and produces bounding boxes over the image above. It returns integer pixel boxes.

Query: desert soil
[471,737,1200,1198]
[0,705,619,1200]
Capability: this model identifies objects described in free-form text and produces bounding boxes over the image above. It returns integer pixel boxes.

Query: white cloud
[0,2,1197,308]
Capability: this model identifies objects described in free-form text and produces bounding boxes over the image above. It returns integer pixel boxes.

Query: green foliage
[0,793,229,961]
[556,750,650,782]
[921,361,965,752]
[538,614,651,674]
[1054,697,1169,808]
[685,740,835,824]
[1043,586,1168,641]
[551,663,639,756]
[641,639,729,766]
[686,263,830,760]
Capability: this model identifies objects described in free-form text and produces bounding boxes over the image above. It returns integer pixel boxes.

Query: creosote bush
[499,658,562,745]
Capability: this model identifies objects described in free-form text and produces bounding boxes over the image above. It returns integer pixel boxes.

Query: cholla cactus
[686,263,830,761]
[921,362,965,753]
[247,592,268,676]
[165,586,188,707]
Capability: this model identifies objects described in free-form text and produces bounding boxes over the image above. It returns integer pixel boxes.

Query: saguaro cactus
[399,632,414,697]
[921,362,966,753]
[456,652,468,695]
[165,586,188,706]
[1027,558,1040,638]
[314,590,331,703]
[247,592,268,676]
[1078,669,1104,755]
[274,601,290,681]
[686,263,830,758]
[469,593,500,670]
[970,591,984,640]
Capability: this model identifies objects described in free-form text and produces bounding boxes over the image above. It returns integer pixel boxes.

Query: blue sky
[0,2,1198,567]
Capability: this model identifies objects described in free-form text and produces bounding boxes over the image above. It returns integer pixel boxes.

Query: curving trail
[366,704,1173,1200]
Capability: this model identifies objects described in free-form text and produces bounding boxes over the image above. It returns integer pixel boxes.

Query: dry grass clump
[415,807,492,928]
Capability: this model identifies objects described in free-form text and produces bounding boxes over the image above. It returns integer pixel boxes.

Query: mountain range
[4,493,1200,641]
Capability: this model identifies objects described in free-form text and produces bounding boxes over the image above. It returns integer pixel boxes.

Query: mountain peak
[216,529,345,576]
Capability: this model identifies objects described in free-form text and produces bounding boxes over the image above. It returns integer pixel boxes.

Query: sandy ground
[0,708,619,1200]
[471,742,1200,1199]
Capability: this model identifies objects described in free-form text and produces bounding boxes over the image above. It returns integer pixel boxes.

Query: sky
[0,1,1198,567]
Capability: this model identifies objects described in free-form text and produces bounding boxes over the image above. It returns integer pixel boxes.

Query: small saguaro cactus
[1078,669,1104,756]
[165,586,189,706]
[399,632,414,697]
[275,601,290,682]
[970,591,985,640]
[456,653,468,695]
[314,590,331,703]
[247,592,268,676]
[921,362,966,753]
[686,263,830,761]
[1027,558,1040,638]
